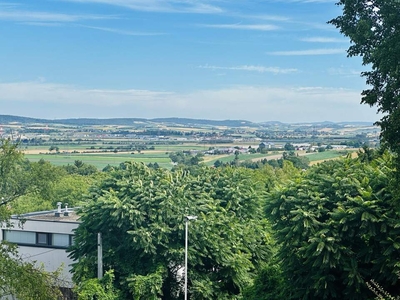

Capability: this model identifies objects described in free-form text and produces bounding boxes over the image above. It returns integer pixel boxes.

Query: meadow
[24,146,350,170]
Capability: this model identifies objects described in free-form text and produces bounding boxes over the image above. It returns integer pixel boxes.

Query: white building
[0,205,80,288]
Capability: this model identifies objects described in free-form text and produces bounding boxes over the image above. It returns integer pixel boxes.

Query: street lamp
[185,215,197,300]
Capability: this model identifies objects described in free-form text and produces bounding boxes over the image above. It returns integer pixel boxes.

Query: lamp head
[185,215,198,221]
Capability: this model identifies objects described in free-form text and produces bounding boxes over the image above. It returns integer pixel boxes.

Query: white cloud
[81,25,166,36]
[238,13,291,22]
[199,64,298,74]
[19,22,64,27]
[300,37,347,43]
[200,23,279,31]
[327,67,363,77]
[268,48,347,55]
[0,81,172,105]
[0,7,112,23]
[0,81,378,123]
[277,0,335,3]
[63,0,223,14]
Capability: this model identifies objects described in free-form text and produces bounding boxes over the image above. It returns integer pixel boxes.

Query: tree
[242,263,287,300]
[265,154,400,299]
[329,0,400,155]
[48,145,59,153]
[0,242,62,299]
[0,139,63,299]
[75,270,122,300]
[26,159,67,203]
[63,160,98,176]
[69,162,272,299]
[281,152,309,169]
[51,174,93,207]
[284,143,295,151]
[0,139,26,208]
[169,151,204,166]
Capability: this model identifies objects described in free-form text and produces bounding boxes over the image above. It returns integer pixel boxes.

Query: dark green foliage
[63,160,98,175]
[169,151,204,166]
[282,151,309,169]
[266,154,400,299]
[0,139,27,207]
[0,139,63,299]
[26,159,67,202]
[0,242,62,299]
[242,263,287,300]
[69,162,272,299]
[329,0,400,155]
[284,143,295,151]
[75,270,122,299]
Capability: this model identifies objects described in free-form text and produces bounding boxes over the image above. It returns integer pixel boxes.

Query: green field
[306,150,350,162]
[204,153,278,166]
[25,148,352,170]
[25,153,172,169]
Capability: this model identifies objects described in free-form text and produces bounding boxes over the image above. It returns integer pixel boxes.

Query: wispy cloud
[268,48,346,55]
[81,25,166,36]
[300,37,347,43]
[0,81,172,106]
[19,22,64,27]
[63,0,223,14]
[200,23,279,31]
[327,67,363,77]
[0,81,377,123]
[199,64,298,74]
[238,13,291,22]
[0,7,113,23]
[277,0,335,3]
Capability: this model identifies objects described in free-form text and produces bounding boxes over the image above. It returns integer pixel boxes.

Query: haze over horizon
[0,0,379,123]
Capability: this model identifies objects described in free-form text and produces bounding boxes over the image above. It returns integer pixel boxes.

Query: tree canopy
[69,162,273,299]
[266,154,400,299]
[329,0,400,154]
[0,139,63,299]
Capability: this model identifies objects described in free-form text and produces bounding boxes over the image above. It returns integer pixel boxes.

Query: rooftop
[11,208,80,223]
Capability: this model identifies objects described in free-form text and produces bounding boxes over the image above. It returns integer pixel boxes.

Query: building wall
[1,215,80,287]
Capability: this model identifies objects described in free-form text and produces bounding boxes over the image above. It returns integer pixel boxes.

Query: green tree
[0,242,62,299]
[63,160,98,176]
[266,154,400,299]
[0,139,62,299]
[69,162,272,299]
[281,152,309,169]
[0,139,27,208]
[284,143,295,151]
[27,159,67,202]
[75,270,122,300]
[51,174,93,207]
[329,0,400,155]
[242,263,287,300]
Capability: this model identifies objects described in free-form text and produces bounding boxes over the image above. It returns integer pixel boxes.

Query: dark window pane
[37,233,48,245]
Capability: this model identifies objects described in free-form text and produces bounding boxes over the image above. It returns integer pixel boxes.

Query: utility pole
[184,215,197,300]
[98,232,103,279]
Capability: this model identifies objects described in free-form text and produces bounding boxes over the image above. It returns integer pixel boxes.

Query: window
[37,233,50,245]
[52,233,70,247]
[4,230,35,244]
[3,230,73,248]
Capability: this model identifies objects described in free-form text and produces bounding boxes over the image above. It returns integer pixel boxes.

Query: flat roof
[11,208,81,223]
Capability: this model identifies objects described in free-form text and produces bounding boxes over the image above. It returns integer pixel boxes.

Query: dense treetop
[69,162,273,299]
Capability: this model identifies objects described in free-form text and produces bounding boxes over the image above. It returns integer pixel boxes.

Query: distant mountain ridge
[0,115,374,127]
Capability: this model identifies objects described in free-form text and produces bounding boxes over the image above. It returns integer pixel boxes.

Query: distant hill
[0,115,374,128]
[0,115,259,128]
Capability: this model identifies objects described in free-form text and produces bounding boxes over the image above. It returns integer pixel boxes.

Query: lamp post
[184,215,197,300]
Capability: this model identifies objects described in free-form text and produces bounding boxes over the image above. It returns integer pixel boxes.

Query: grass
[307,150,350,163]
[204,153,280,166]
[25,153,172,169]
[24,145,352,170]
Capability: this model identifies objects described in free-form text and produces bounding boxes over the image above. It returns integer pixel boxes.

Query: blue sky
[0,0,379,123]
